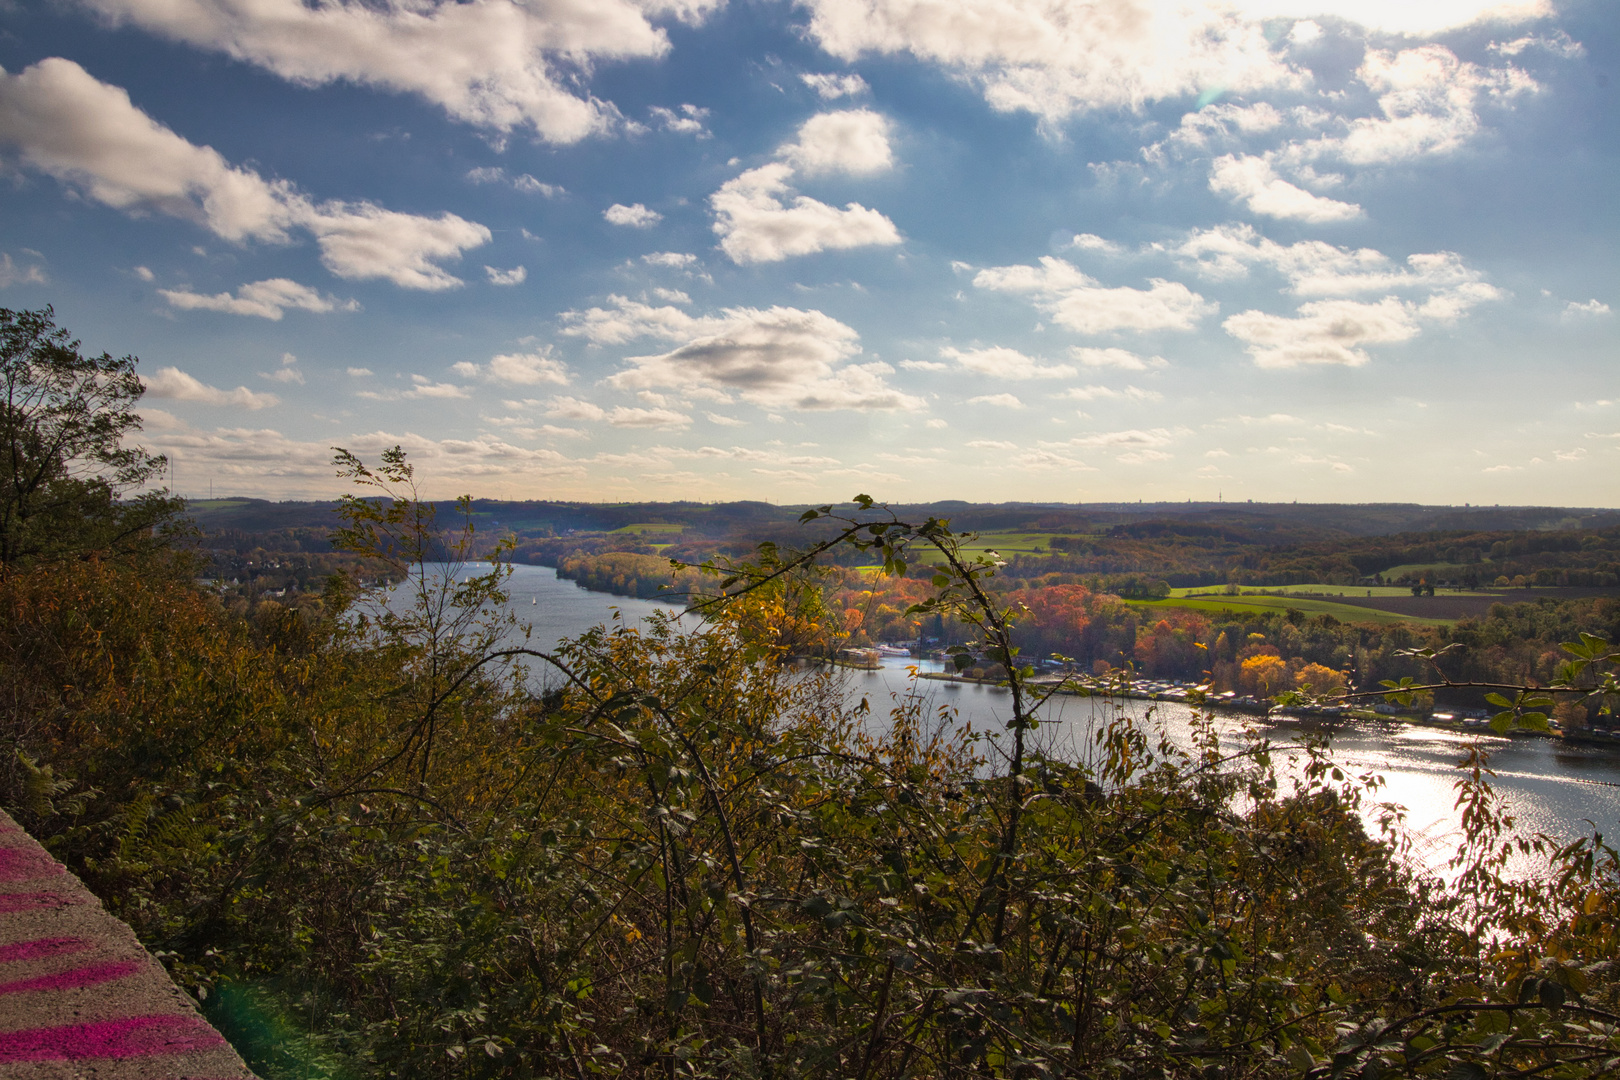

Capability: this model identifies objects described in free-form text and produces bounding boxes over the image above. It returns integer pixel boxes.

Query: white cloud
[1209,154,1361,223]
[302,202,491,290]
[346,366,372,377]
[1069,346,1166,370]
[899,358,949,371]
[1490,32,1583,59]
[604,202,662,227]
[711,163,901,264]
[0,58,297,243]
[77,0,725,142]
[0,59,489,289]
[1223,297,1421,368]
[160,277,357,319]
[132,265,154,282]
[546,396,606,421]
[455,350,570,386]
[801,1,1546,125]
[567,296,922,411]
[260,353,304,384]
[514,175,564,197]
[1063,384,1163,402]
[778,109,893,176]
[1063,427,1178,448]
[1563,299,1611,318]
[1070,233,1123,254]
[924,417,948,428]
[142,365,280,409]
[561,294,703,345]
[643,251,697,268]
[489,350,569,386]
[967,438,1017,449]
[604,405,691,428]
[801,72,869,99]
[974,256,1214,334]
[706,411,747,426]
[0,252,47,287]
[485,265,527,285]
[1276,45,1537,171]
[966,393,1023,408]
[942,345,1075,379]
[467,166,561,197]
[406,375,468,399]
[650,103,709,136]
[1170,226,1501,313]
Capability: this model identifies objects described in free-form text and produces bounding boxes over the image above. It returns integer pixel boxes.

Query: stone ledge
[0,808,255,1079]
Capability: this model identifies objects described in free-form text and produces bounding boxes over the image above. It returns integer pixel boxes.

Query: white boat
[873,644,911,657]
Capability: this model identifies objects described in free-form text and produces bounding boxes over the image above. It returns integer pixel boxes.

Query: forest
[6,305,1620,1079]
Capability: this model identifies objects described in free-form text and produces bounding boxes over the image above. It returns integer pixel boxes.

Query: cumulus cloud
[778,109,893,176]
[540,395,689,428]
[1063,384,1163,402]
[76,0,724,142]
[974,256,1214,334]
[1062,427,1178,448]
[142,365,280,408]
[1564,299,1612,318]
[403,376,469,399]
[650,103,709,136]
[160,277,358,319]
[711,163,900,264]
[485,265,527,286]
[603,405,691,428]
[942,345,1075,379]
[643,251,697,268]
[966,393,1023,408]
[604,202,662,227]
[260,353,304,384]
[467,167,563,197]
[1208,154,1361,222]
[1069,346,1166,370]
[0,252,47,287]
[802,72,869,99]
[489,350,569,385]
[0,59,489,289]
[1223,297,1421,368]
[565,296,922,411]
[1171,225,1499,303]
[800,1,1545,124]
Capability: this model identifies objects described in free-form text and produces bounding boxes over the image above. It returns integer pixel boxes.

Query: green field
[1169,584,1493,600]
[949,530,1075,558]
[1126,593,1450,626]
[610,522,687,536]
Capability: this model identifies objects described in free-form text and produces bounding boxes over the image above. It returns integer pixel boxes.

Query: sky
[1,0,1616,505]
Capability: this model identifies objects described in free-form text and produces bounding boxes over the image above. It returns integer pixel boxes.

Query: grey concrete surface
[0,809,255,1078]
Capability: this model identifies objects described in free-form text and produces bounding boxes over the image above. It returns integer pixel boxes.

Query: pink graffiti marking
[0,1015,226,1061]
[0,891,78,913]
[0,937,90,963]
[0,845,63,882]
[0,959,142,995]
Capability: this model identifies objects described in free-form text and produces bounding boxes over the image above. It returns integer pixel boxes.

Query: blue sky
[1,0,1615,503]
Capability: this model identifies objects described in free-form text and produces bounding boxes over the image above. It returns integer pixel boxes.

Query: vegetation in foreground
[5,307,1620,1079]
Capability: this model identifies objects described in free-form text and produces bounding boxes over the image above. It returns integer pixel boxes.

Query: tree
[0,307,181,570]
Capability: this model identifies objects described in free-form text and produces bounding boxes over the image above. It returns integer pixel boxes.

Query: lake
[417,562,1620,878]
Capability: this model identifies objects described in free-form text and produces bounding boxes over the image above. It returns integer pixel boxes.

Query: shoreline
[913,670,1620,752]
